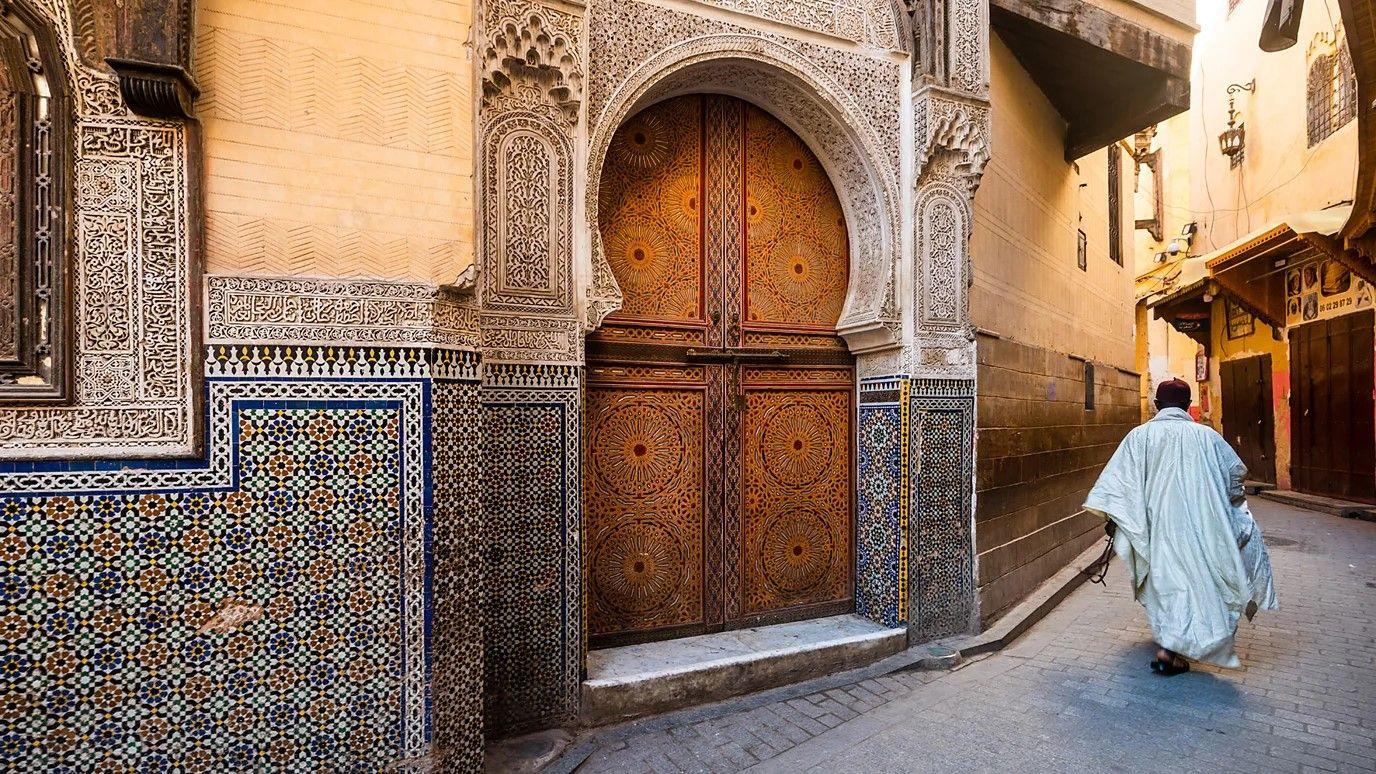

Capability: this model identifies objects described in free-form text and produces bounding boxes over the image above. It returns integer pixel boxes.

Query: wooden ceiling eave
[1210,266,1286,330]
[1305,232,1376,288]
[989,0,1192,160]
[1212,279,1281,331]
[1148,280,1211,348]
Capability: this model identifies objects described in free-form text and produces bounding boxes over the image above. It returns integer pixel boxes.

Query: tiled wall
[909,380,977,642]
[975,333,1139,626]
[856,378,904,628]
[480,365,582,736]
[856,376,977,643]
[0,346,483,772]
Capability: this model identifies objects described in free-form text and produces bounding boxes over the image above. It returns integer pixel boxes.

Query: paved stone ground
[570,500,1376,773]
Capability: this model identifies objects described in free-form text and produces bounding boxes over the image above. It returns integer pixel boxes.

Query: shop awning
[1138,256,1207,301]
[1199,206,1369,329]
[1146,274,1212,348]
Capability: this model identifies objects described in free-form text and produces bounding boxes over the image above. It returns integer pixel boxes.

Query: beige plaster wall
[971,35,1137,369]
[1185,0,1356,254]
[1132,114,1199,418]
[1094,0,1199,41]
[194,0,476,284]
[1133,112,1193,273]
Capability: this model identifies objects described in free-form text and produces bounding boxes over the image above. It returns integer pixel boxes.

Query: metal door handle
[685,348,790,363]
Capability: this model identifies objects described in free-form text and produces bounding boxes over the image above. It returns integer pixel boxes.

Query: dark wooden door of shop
[1221,355,1277,485]
[1290,309,1376,502]
[584,95,855,648]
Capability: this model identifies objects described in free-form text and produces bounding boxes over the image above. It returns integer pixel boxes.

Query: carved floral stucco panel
[687,0,904,50]
[0,0,197,459]
[910,87,990,379]
[476,0,585,364]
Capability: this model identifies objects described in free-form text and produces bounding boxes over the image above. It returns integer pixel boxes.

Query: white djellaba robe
[1084,407,1279,667]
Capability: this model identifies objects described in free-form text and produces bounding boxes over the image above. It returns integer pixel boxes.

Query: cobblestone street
[570,500,1376,773]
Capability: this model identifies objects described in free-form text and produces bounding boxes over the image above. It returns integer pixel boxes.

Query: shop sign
[1286,259,1373,326]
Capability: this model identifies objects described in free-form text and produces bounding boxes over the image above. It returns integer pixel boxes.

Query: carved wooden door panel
[587,95,853,646]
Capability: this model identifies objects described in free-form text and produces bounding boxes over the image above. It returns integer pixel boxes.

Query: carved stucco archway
[582,37,903,354]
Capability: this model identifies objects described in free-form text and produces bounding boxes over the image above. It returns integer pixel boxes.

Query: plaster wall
[1186,0,1356,254]
[194,0,477,284]
[971,35,1136,369]
[970,36,1139,624]
[1133,112,1192,271]
[1133,113,1198,418]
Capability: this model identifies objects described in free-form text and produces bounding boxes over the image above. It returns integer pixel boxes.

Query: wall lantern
[1219,80,1256,161]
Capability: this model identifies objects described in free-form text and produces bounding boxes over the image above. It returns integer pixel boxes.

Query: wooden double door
[1221,354,1277,485]
[586,95,855,646]
[1290,310,1376,502]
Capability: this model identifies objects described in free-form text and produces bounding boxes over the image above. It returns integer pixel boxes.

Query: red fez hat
[1155,378,1191,405]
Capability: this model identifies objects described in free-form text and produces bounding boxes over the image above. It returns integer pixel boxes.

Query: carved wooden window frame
[0,4,69,404]
[1108,144,1123,266]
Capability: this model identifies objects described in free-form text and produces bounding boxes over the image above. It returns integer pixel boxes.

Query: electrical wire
[1180,0,1352,248]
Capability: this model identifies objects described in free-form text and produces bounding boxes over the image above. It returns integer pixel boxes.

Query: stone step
[1257,488,1376,522]
[580,614,906,727]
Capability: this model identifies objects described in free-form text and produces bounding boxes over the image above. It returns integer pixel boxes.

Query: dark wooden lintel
[74,0,197,118]
[992,0,1192,78]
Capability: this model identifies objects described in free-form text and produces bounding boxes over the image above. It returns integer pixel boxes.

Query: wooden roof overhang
[1336,0,1376,258]
[990,0,1192,160]
[1203,224,1300,330]
[1205,219,1376,330]
[1147,277,1212,349]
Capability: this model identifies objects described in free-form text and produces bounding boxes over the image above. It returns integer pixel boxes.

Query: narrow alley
[568,500,1376,773]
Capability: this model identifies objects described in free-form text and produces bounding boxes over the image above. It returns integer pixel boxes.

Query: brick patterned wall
[974,333,1138,626]
[195,0,475,284]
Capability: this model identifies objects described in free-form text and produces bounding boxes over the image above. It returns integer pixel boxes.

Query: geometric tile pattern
[480,364,581,735]
[2,405,410,772]
[430,375,486,765]
[908,379,976,642]
[0,345,481,772]
[856,379,903,628]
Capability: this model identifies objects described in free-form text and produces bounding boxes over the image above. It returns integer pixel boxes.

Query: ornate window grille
[0,6,68,403]
[1307,42,1357,147]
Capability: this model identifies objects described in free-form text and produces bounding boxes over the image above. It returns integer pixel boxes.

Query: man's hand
[1104,520,1118,538]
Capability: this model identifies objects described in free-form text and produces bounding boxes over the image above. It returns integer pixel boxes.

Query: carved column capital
[105,58,199,119]
[477,1,584,125]
[914,86,991,197]
[475,0,586,364]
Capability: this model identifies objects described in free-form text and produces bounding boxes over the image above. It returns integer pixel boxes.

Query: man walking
[1085,379,1278,675]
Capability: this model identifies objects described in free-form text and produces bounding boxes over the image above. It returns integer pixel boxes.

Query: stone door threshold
[580,615,906,727]
[1257,488,1376,522]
